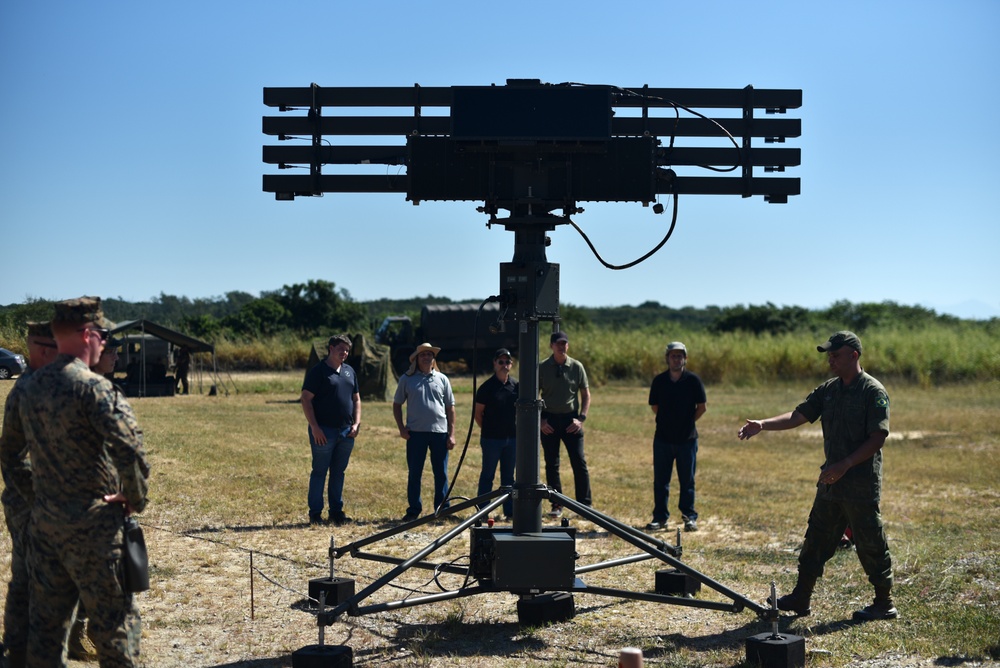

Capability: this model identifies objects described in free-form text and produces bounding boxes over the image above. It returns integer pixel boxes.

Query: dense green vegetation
[3,283,997,385]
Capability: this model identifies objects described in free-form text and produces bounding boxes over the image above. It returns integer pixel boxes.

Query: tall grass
[541,324,1000,386]
[3,321,997,386]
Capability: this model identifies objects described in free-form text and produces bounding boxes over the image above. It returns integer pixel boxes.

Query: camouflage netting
[305,333,395,402]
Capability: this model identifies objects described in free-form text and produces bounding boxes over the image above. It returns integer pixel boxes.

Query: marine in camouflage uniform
[737,331,897,621]
[1,321,59,668]
[0,298,149,667]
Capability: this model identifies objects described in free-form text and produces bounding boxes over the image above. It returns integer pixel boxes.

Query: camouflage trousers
[3,503,31,656]
[798,493,894,589]
[26,504,141,668]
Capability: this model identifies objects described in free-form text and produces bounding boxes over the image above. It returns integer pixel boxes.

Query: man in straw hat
[0,297,150,665]
[392,342,456,521]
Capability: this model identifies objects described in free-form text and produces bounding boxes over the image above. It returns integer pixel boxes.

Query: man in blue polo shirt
[393,342,456,521]
[301,334,361,526]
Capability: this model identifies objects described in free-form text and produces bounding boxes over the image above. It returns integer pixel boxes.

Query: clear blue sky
[3,1,998,319]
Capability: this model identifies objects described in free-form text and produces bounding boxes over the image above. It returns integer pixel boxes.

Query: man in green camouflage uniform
[1,322,59,667]
[737,331,896,621]
[0,297,150,667]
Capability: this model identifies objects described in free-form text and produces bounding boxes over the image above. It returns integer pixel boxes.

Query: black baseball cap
[550,331,568,344]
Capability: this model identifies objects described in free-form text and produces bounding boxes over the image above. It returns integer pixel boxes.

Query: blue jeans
[477,437,516,517]
[308,426,355,517]
[652,436,698,523]
[406,432,450,516]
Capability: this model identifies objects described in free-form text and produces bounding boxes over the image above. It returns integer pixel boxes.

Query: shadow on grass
[204,603,880,668]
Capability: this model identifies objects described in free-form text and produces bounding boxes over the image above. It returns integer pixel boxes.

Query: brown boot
[67,618,98,661]
[776,575,816,616]
[853,585,898,621]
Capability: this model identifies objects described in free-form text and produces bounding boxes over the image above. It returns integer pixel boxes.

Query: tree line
[1,280,990,343]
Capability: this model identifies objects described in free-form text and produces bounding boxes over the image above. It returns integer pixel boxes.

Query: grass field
[1,373,998,667]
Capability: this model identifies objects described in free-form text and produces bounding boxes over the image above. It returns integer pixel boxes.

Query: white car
[0,347,28,379]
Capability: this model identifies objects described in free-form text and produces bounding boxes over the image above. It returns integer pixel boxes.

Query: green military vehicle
[375,303,518,375]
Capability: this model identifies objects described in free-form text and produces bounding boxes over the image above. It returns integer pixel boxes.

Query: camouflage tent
[305,332,395,402]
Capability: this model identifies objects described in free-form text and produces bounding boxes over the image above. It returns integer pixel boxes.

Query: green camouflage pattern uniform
[793,370,893,588]
[1,371,35,661]
[1,354,149,667]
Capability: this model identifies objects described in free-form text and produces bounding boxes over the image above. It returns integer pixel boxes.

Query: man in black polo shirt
[647,341,707,532]
[474,348,518,519]
[301,334,361,526]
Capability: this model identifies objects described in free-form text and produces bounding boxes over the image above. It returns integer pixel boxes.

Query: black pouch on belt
[122,516,150,593]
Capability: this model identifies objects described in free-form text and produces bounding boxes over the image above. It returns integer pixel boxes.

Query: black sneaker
[308,514,325,526]
[645,521,663,531]
[683,517,698,532]
[401,512,419,522]
[330,513,351,526]
[546,505,563,518]
[853,599,898,621]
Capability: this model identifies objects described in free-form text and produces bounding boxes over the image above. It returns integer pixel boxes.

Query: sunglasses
[78,326,110,342]
[496,359,512,366]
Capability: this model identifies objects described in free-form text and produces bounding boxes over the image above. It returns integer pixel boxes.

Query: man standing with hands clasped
[301,334,361,526]
[738,331,897,621]
[538,330,591,518]
[647,341,707,533]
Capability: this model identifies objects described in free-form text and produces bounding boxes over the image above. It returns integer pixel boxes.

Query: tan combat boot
[67,618,98,661]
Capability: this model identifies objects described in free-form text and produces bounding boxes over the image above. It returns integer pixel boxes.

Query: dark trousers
[540,413,591,506]
[798,494,893,589]
[652,436,698,522]
[405,432,450,515]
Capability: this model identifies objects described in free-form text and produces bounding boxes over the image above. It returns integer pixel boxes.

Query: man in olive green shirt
[538,330,591,517]
[738,331,895,622]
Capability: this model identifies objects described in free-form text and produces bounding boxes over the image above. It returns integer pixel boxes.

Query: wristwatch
[578,414,587,422]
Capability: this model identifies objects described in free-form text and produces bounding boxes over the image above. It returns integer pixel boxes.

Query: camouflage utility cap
[817,331,862,355]
[52,296,103,326]
[27,321,53,338]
